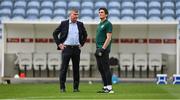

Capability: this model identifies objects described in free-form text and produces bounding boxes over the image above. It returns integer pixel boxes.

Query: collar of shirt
[69,20,77,24]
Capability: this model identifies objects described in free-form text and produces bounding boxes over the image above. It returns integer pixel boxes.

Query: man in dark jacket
[53,9,87,93]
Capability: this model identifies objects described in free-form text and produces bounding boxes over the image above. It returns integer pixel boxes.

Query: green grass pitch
[0,83,180,99]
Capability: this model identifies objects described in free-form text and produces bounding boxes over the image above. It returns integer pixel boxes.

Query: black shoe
[73,89,80,92]
[60,88,66,93]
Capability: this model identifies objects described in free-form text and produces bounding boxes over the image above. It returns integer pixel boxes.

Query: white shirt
[64,20,80,45]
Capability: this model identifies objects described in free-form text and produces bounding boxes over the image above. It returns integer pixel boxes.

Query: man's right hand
[58,44,66,50]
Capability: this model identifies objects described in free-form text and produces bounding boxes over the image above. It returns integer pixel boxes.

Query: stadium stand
[0,0,179,21]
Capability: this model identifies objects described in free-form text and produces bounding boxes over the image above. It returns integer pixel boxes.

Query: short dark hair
[99,7,109,15]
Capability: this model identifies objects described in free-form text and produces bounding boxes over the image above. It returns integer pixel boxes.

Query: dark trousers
[59,46,81,90]
[95,49,112,86]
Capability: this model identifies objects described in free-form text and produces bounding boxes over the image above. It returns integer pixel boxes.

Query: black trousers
[59,46,81,90]
[95,49,112,86]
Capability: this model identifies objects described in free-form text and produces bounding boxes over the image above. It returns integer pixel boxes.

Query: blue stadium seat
[68,1,81,10]
[135,1,147,9]
[176,1,180,9]
[121,8,134,20]
[176,9,180,21]
[0,0,13,9]
[149,1,161,10]
[148,8,161,21]
[162,9,175,21]
[94,1,107,9]
[27,0,40,9]
[80,8,93,18]
[26,8,39,20]
[40,8,52,20]
[108,16,120,21]
[81,1,94,9]
[135,9,147,21]
[0,8,11,21]
[14,0,26,9]
[94,8,101,19]
[80,16,93,21]
[162,1,174,9]
[54,0,67,9]
[0,8,11,18]
[53,8,66,18]
[109,9,120,17]
[121,1,134,9]
[13,8,26,18]
[108,1,121,9]
[12,15,24,20]
[41,0,53,10]
[53,16,66,21]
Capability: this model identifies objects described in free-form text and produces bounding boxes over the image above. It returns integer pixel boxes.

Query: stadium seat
[33,53,47,77]
[41,0,53,10]
[148,8,161,21]
[162,1,174,9]
[81,1,94,9]
[121,8,134,20]
[0,8,11,19]
[108,1,121,9]
[109,54,120,76]
[14,0,26,9]
[120,53,133,77]
[26,8,39,20]
[54,0,67,9]
[109,9,120,17]
[27,0,40,9]
[68,1,81,10]
[47,52,61,77]
[149,53,162,78]
[94,1,107,9]
[162,9,175,21]
[53,8,66,18]
[80,16,93,21]
[53,16,66,21]
[176,9,180,21]
[80,54,91,77]
[39,8,53,20]
[108,16,120,21]
[135,8,147,21]
[69,54,91,77]
[80,8,93,18]
[121,0,134,9]
[176,1,180,9]
[13,8,26,18]
[135,0,147,9]
[134,53,147,78]
[15,53,33,76]
[0,0,13,9]
[149,1,161,10]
